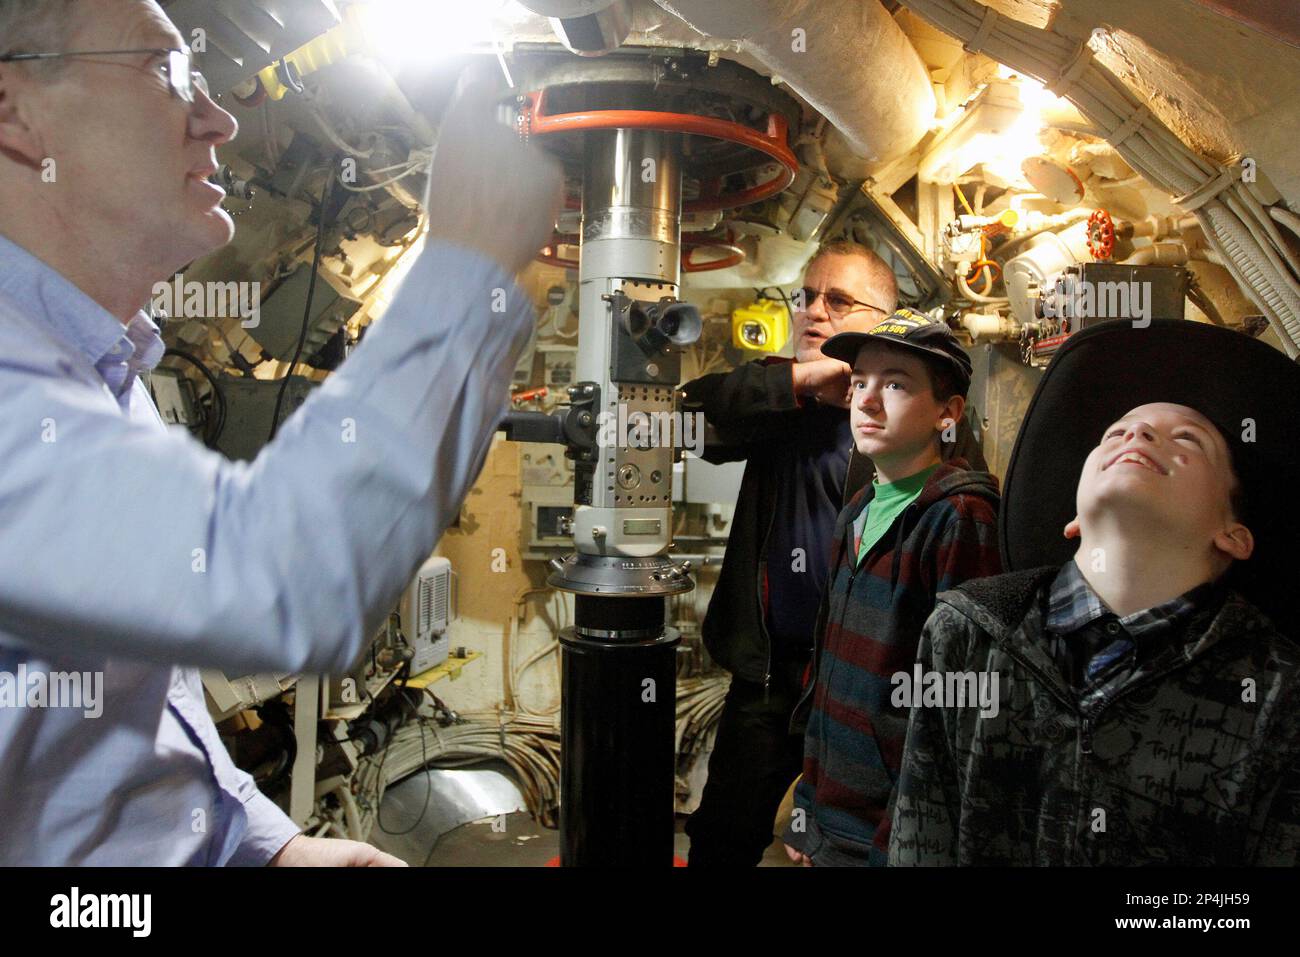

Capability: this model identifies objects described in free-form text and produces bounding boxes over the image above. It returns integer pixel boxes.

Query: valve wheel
[1088,208,1116,261]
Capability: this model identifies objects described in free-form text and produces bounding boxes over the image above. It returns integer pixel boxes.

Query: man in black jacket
[680,241,985,865]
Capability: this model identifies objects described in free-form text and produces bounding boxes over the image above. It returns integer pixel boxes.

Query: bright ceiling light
[353,0,507,65]
[995,64,1072,116]
[919,73,1076,187]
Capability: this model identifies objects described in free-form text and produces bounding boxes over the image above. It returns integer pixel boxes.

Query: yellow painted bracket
[256,5,374,101]
[407,651,483,689]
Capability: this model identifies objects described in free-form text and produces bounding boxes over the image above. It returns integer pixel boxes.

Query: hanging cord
[268,168,336,442]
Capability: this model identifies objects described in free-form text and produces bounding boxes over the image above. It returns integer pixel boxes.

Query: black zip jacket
[682,357,987,686]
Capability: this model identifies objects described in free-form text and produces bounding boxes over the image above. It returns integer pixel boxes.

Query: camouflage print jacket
[888,566,1300,866]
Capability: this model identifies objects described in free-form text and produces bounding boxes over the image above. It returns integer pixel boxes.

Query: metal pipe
[574,127,683,550]
[554,126,691,866]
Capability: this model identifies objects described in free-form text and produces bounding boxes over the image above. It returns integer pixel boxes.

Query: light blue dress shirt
[0,232,532,864]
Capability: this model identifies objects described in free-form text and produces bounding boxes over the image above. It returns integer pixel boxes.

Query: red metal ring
[683,243,746,273]
[681,229,745,272]
[520,89,798,213]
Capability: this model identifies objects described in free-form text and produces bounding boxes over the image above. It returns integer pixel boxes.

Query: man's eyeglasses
[797,287,888,319]
[0,48,209,104]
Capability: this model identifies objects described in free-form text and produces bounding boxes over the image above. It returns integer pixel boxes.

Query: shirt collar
[98,311,166,401]
[120,310,166,373]
[1046,558,1219,641]
[0,231,165,397]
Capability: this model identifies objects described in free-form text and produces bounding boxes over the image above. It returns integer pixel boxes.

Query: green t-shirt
[855,463,940,567]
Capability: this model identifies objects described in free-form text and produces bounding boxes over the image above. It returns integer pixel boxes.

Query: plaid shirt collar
[1046,558,1216,640]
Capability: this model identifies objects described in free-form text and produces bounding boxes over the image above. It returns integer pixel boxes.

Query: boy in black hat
[780,309,1003,866]
[890,319,1300,866]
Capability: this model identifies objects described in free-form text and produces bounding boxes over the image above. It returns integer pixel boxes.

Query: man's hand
[424,76,564,276]
[784,843,813,867]
[268,834,407,867]
[792,357,853,409]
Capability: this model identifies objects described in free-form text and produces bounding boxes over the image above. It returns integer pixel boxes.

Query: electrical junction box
[250,263,361,363]
[520,443,575,558]
[1035,262,1190,337]
[213,374,316,462]
[149,367,199,429]
[540,344,579,391]
[402,556,455,676]
[524,485,575,550]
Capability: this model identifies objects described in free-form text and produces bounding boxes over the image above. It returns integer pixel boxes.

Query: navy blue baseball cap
[821,306,977,395]
[821,307,973,397]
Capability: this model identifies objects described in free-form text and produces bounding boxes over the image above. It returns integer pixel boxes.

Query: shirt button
[1105,621,1121,635]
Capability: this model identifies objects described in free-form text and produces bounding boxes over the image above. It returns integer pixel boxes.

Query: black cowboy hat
[1001,318,1300,637]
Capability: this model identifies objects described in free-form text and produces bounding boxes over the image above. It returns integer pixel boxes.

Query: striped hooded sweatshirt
[783,459,1002,865]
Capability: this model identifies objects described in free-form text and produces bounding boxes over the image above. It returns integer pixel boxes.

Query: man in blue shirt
[0,0,561,864]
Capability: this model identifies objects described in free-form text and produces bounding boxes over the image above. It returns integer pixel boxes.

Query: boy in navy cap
[782,309,1003,866]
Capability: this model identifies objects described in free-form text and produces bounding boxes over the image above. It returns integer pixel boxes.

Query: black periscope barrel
[559,594,679,866]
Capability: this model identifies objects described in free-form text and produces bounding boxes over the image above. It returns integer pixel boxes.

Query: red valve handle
[1088,208,1116,261]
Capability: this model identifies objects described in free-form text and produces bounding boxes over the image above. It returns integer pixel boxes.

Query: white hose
[957,269,1010,305]
[337,161,427,194]
[1268,206,1300,244]
[333,783,365,841]
[1122,242,1187,266]
[308,103,374,159]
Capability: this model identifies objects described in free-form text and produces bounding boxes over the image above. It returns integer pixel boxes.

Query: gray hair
[0,0,83,73]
